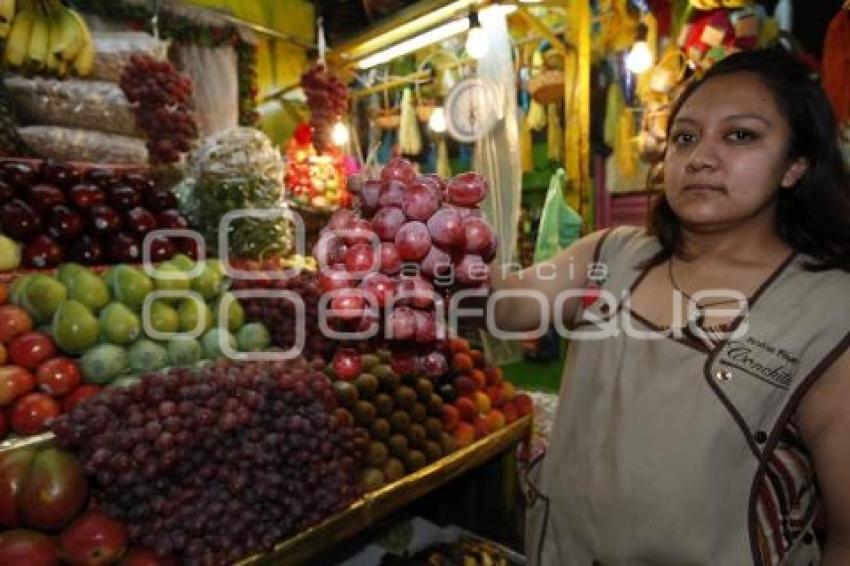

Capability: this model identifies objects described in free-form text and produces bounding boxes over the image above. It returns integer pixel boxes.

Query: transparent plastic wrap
[173,43,238,137]
[92,32,170,83]
[190,127,284,183]
[5,76,138,137]
[18,126,148,164]
[177,128,291,259]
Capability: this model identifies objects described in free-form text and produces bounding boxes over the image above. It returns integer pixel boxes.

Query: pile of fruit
[329,346,454,490]
[0,291,99,439]
[0,159,192,269]
[0,0,94,78]
[284,123,349,211]
[300,63,349,153]
[120,54,198,165]
[6,256,270,390]
[51,359,368,564]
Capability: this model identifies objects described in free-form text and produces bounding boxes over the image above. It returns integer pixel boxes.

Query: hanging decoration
[546,104,563,163]
[71,0,260,126]
[398,86,422,155]
[284,122,349,210]
[300,62,350,153]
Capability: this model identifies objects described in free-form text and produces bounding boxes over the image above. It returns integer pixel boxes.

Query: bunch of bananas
[0,0,94,77]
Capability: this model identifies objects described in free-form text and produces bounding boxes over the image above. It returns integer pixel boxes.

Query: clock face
[444,77,501,143]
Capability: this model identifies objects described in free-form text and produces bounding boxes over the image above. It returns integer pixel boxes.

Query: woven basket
[374,87,400,129]
[528,70,565,105]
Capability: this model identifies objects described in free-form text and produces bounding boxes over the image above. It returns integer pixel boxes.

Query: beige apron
[525,227,850,566]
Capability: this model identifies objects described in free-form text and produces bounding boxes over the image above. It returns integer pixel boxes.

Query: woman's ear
[781,157,809,188]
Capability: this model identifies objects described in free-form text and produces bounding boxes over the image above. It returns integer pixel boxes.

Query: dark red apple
[47,206,84,240]
[107,185,141,211]
[155,209,188,230]
[122,172,154,192]
[1,162,36,188]
[83,168,116,189]
[124,207,157,236]
[58,509,127,566]
[67,235,103,265]
[26,184,66,214]
[0,529,58,566]
[23,235,64,268]
[89,205,122,235]
[143,189,177,211]
[147,236,175,262]
[39,160,80,189]
[1,199,42,240]
[69,184,106,210]
[108,232,141,263]
[0,448,37,527]
[175,238,198,260]
[0,180,15,203]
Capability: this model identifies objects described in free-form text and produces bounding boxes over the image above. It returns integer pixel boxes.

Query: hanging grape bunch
[300,62,349,152]
[120,54,199,165]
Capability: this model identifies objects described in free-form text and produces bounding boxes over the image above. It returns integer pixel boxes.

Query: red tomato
[8,332,57,371]
[61,385,101,413]
[0,306,33,344]
[36,358,81,397]
[0,366,35,406]
[10,393,60,436]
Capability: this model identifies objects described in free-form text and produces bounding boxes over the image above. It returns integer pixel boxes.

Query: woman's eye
[725,129,756,142]
[671,131,696,145]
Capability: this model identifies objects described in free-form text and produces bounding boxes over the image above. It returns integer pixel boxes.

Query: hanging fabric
[398,87,422,156]
[526,100,547,130]
[519,109,534,173]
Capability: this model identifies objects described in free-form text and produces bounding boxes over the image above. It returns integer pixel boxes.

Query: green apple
[0,235,21,271]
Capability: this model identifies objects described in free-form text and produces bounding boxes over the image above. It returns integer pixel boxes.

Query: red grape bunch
[313,159,498,378]
[231,267,336,359]
[300,62,349,152]
[51,359,368,565]
[120,54,199,165]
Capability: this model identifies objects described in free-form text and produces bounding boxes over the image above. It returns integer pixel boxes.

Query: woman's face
[663,71,808,230]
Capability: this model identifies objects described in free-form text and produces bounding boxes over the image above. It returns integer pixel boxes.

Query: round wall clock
[444,77,501,143]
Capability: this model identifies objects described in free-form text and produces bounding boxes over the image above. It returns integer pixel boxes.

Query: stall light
[331,121,350,146]
[357,17,470,69]
[625,22,653,74]
[428,107,447,133]
[465,11,489,59]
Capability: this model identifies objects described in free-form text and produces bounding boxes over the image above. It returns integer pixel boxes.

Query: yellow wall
[186,0,314,143]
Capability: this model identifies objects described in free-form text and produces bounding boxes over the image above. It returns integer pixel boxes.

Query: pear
[127,339,168,372]
[111,265,153,311]
[170,253,195,272]
[167,336,202,366]
[25,274,67,323]
[152,262,191,299]
[99,302,142,345]
[56,263,86,288]
[191,262,222,301]
[214,292,245,333]
[147,300,179,335]
[0,235,21,271]
[66,269,110,313]
[53,300,100,354]
[236,322,271,352]
[178,296,213,334]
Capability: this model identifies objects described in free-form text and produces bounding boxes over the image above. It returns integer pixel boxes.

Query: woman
[493,48,850,565]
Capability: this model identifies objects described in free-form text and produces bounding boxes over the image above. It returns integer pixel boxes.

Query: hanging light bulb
[626,23,653,74]
[428,106,447,133]
[465,11,489,59]
[331,120,349,147]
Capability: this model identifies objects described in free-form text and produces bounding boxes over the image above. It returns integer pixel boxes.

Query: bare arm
[490,230,607,333]
[798,348,850,565]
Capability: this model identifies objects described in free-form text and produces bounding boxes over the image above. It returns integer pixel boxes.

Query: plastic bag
[173,43,239,137]
[533,169,582,263]
[190,127,284,183]
[18,126,147,164]
[92,32,169,83]
[5,76,138,137]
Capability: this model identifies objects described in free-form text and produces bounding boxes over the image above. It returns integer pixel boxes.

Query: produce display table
[241,414,531,565]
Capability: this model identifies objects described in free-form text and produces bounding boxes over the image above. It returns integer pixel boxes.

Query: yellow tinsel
[520,112,534,173]
[547,104,563,162]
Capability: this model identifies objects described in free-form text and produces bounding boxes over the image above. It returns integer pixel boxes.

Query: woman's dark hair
[647,47,850,271]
